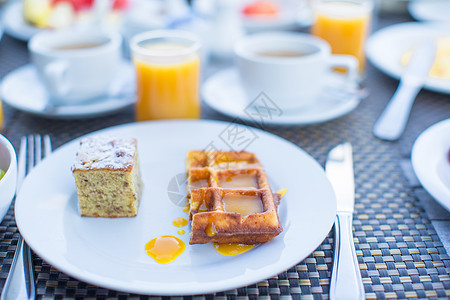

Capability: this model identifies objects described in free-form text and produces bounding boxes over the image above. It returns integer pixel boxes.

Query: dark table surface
[0,9,450,299]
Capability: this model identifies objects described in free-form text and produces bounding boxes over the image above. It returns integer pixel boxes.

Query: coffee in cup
[29,29,122,105]
[234,31,358,111]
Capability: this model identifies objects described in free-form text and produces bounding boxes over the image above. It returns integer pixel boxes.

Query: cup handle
[327,54,359,84]
[43,60,70,98]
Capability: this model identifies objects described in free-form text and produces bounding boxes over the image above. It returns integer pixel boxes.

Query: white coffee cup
[234,31,358,111]
[29,29,122,105]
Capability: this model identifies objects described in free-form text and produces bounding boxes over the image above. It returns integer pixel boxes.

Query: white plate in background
[193,0,313,32]
[15,120,336,295]
[366,22,450,94]
[412,118,450,211]
[2,1,41,41]
[408,0,450,22]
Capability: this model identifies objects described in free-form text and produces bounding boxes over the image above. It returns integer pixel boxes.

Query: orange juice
[131,32,201,121]
[311,0,372,72]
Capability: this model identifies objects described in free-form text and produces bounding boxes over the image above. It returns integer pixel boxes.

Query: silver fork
[1,135,52,300]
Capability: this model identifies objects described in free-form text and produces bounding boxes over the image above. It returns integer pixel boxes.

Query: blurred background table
[1,4,450,299]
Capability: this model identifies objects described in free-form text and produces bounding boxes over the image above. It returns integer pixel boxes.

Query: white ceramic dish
[408,0,450,22]
[2,1,41,41]
[0,134,17,222]
[3,0,312,41]
[366,22,450,94]
[15,120,336,295]
[192,0,312,32]
[0,63,135,119]
[242,7,313,32]
[202,68,361,125]
[3,1,133,41]
[411,118,450,211]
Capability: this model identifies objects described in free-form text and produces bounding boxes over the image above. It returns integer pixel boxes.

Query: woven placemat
[1,14,450,299]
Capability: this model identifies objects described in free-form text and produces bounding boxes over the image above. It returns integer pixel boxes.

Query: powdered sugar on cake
[72,136,136,171]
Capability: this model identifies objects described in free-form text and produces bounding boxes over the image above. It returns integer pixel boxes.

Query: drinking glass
[130,30,202,121]
[310,0,374,74]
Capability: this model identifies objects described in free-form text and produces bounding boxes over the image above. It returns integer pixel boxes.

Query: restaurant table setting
[0,0,449,299]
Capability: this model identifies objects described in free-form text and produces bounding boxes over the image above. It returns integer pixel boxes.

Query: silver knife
[373,38,436,141]
[326,143,364,300]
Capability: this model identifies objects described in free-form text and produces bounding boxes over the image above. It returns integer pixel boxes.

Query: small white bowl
[0,134,17,222]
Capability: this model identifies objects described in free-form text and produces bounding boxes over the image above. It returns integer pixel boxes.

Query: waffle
[186,150,262,170]
[186,151,282,245]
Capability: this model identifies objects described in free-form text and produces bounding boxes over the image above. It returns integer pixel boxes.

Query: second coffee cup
[234,32,358,112]
[29,29,122,105]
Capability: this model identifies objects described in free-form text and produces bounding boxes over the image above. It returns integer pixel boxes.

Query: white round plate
[366,22,450,94]
[0,63,135,119]
[202,68,361,125]
[15,120,336,296]
[192,0,312,32]
[408,0,450,22]
[242,6,313,32]
[411,118,450,211]
[2,1,42,41]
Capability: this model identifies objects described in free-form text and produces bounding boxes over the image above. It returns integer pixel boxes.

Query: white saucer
[0,61,136,119]
[201,68,361,125]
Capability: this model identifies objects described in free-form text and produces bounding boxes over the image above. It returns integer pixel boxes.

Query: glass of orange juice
[311,0,373,74]
[130,30,201,121]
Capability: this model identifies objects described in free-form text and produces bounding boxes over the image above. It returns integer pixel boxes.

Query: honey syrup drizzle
[145,235,185,264]
[173,217,188,227]
[213,243,255,256]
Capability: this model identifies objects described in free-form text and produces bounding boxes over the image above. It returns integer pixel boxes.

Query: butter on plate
[401,36,450,80]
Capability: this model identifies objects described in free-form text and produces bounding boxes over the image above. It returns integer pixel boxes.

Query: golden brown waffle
[186,150,262,170]
[186,150,282,245]
[187,168,270,211]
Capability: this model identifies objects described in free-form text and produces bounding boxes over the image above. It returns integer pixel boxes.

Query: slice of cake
[71,135,143,218]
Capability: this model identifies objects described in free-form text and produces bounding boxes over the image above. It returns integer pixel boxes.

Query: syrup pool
[173,217,188,227]
[145,235,185,264]
[213,243,255,256]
